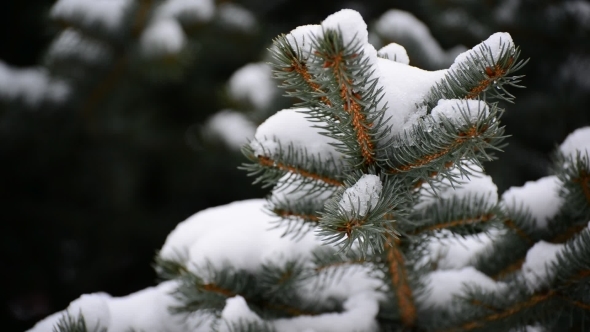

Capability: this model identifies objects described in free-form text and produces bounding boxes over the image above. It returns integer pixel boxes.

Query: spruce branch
[271,35,332,107]
[384,102,505,181]
[317,172,409,254]
[241,143,344,189]
[421,39,527,113]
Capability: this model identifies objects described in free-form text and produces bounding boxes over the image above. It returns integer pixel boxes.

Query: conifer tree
[27,8,590,332]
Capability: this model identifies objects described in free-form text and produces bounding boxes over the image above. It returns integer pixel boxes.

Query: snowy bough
[30,9,590,332]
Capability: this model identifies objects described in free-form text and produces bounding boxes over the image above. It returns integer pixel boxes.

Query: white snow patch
[251,108,344,166]
[559,126,590,165]
[228,63,275,110]
[502,176,563,230]
[273,292,379,332]
[422,230,498,270]
[156,0,215,23]
[204,109,256,150]
[219,296,263,329]
[28,281,187,332]
[50,0,133,33]
[339,175,383,217]
[217,3,257,32]
[378,43,410,65]
[450,32,514,72]
[417,162,499,209]
[0,61,70,106]
[48,29,112,64]
[376,58,447,137]
[286,25,323,60]
[431,99,490,126]
[321,9,368,47]
[140,19,186,58]
[374,10,464,68]
[160,199,322,273]
[521,241,563,291]
[420,267,501,307]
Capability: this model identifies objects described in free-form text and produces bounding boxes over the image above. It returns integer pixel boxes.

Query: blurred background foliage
[1,0,588,330]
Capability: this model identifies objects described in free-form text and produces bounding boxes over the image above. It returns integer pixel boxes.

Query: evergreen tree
[27,8,590,332]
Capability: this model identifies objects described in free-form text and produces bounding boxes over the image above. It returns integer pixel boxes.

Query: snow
[28,281,186,332]
[321,9,368,47]
[140,19,186,58]
[417,162,499,209]
[228,63,275,110]
[286,25,323,60]
[217,3,257,32]
[273,292,379,332]
[431,99,490,126]
[204,109,256,150]
[378,43,410,65]
[155,0,215,23]
[501,176,563,230]
[450,32,514,72]
[160,199,322,273]
[251,108,344,166]
[0,61,70,106]
[420,267,501,307]
[374,10,443,60]
[339,175,383,217]
[219,296,263,328]
[376,58,447,137]
[48,29,112,64]
[559,126,590,164]
[160,199,382,330]
[50,0,133,33]
[374,10,464,68]
[421,230,499,270]
[521,241,563,291]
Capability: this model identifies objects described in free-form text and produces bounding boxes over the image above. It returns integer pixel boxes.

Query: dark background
[2,1,588,330]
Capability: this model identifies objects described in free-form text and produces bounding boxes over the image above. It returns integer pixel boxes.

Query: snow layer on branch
[502,176,563,230]
[376,58,447,137]
[229,63,275,110]
[417,162,499,209]
[377,43,410,65]
[251,108,343,164]
[204,109,256,150]
[156,0,215,23]
[0,61,70,106]
[450,32,514,73]
[339,175,383,217]
[420,267,501,307]
[559,126,590,163]
[48,29,112,64]
[421,230,498,270]
[160,200,323,273]
[322,9,368,46]
[219,296,263,329]
[286,25,322,60]
[161,199,382,330]
[27,281,186,332]
[521,241,563,291]
[140,19,186,58]
[50,0,133,33]
[431,99,490,126]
